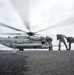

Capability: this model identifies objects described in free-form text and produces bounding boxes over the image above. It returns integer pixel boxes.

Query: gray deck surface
[0,50,74,75]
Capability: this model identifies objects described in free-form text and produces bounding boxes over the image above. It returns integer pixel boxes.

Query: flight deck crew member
[65,36,74,50]
[45,36,53,51]
[56,34,68,50]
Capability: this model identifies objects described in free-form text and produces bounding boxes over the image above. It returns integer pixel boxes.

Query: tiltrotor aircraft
[0,18,72,51]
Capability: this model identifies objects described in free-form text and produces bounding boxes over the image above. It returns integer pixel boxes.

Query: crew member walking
[56,34,68,50]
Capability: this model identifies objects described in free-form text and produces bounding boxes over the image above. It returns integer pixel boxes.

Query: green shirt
[45,36,52,42]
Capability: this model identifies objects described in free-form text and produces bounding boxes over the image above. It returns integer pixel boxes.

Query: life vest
[46,36,52,42]
[57,34,63,40]
[67,37,74,42]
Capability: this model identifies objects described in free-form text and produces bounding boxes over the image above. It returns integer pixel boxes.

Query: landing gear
[19,48,24,51]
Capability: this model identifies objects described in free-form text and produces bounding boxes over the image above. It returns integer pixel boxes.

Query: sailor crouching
[45,36,53,51]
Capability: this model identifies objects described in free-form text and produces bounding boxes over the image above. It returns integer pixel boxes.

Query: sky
[0,0,74,50]
[10,0,74,36]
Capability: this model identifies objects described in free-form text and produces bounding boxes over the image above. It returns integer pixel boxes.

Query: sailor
[45,36,53,51]
[56,34,68,50]
[65,36,74,50]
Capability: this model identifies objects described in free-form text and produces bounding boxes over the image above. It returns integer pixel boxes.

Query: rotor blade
[24,21,31,32]
[0,33,22,35]
[11,0,31,32]
[0,23,26,32]
[36,33,55,36]
[35,17,74,33]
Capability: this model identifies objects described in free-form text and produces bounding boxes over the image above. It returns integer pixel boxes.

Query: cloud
[0,0,27,33]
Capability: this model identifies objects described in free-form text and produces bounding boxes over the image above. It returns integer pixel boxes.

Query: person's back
[67,37,74,43]
[57,34,64,40]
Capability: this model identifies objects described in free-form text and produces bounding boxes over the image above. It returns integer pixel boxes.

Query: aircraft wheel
[19,48,24,51]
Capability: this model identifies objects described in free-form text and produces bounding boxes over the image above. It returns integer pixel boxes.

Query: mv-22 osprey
[0,18,71,51]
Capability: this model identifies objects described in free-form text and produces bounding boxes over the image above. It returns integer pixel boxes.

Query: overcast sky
[10,0,74,36]
[0,0,74,50]
[0,0,74,35]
